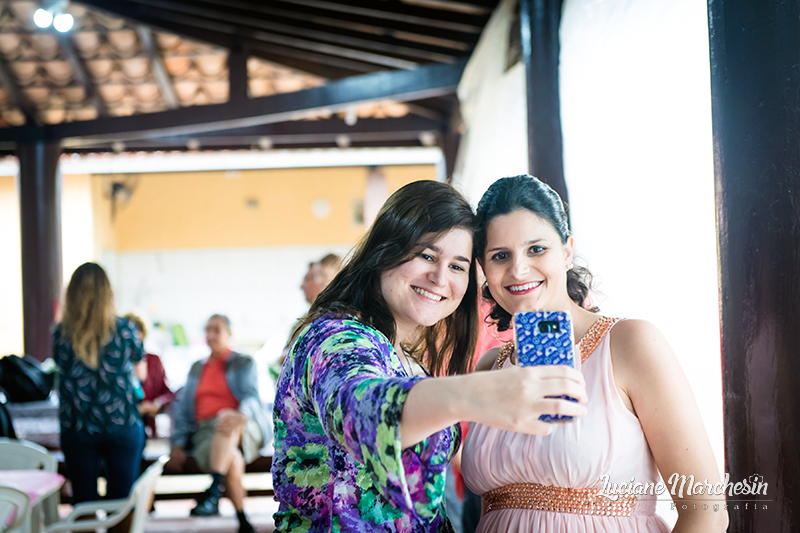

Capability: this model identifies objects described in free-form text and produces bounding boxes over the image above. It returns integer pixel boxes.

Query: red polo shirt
[195,349,240,421]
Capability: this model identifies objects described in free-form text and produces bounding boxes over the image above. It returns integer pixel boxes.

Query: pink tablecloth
[1,470,64,526]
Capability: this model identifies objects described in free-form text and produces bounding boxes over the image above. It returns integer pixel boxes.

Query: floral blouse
[272,314,460,532]
[53,316,144,434]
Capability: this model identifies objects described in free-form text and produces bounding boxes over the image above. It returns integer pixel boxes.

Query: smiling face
[380,228,473,343]
[481,209,574,315]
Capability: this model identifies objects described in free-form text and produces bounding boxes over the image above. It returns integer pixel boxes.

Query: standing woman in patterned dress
[54,262,146,529]
[272,180,589,532]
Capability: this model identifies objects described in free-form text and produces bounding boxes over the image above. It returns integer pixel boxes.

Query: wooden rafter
[136,26,179,109]
[203,0,477,51]
[74,0,395,77]
[56,33,108,117]
[0,59,466,144]
[60,115,444,150]
[227,40,248,105]
[79,0,421,70]
[269,0,486,33]
[188,0,475,51]
[148,0,462,63]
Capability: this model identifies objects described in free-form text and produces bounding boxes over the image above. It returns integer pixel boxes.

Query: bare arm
[134,359,147,382]
[612,320,728,533]
[400,364,588,449]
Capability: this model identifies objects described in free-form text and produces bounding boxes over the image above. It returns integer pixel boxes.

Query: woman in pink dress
[461,175,728,532]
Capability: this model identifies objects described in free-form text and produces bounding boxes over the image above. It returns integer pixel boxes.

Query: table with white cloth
[0,470,64,533]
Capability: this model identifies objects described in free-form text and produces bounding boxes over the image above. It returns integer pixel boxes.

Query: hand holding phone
[513,310,579,422]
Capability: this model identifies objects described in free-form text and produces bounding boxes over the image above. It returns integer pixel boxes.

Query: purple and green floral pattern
[272,315,460,532]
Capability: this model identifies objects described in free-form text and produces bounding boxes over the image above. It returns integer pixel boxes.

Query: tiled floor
[58,496,279,533]
[145,497,279,533]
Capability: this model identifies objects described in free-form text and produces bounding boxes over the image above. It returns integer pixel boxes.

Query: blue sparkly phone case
[513,310,578,422]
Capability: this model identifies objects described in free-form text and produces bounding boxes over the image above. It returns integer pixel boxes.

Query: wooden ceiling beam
[136,26,179,109]
[61,115,444,148]
[190,0,475,51]
[132,0,424,70]
[75,0,380,78]
[165,0,463,62]
[228,39,248,105]
[0,59,466,143]
[400,0,494,16]
[268,0,486,33]
[250,47,379,78]
[56,33,108,117]
[80,0,421,70]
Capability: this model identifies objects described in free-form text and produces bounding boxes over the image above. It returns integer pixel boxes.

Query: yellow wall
[0,163,436,355]
[100,164,437,251]
[0,175,22,355]
[0,173,97,355]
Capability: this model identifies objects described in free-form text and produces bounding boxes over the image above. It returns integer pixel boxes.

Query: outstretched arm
[611,319,728,533]
[400,363,588,448]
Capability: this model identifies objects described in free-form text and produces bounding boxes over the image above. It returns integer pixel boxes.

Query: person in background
[168,314,268,533]
[271,253,344,382]
[124,313,175,439]
[300,253,342,305]
[54,262,146,533]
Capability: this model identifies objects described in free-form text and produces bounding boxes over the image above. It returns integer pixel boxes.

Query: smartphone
[513,310,578,422]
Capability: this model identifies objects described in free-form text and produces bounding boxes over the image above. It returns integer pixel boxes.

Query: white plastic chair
[43,456,167,533]
[0,487,30,533]
[0,438,59,526]
[0,439,57,471]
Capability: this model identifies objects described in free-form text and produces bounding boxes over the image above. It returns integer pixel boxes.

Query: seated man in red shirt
[168,315,268,533]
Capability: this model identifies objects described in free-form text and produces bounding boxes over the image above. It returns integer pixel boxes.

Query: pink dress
[461,318,670,532]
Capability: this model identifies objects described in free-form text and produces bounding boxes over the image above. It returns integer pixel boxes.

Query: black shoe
[190,493,220,517]
[238,520,255,533]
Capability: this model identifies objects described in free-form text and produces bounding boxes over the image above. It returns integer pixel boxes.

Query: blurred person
[300,253,342,305]
[124,313,175,439]
[168,314,268,533]
[270,253,344,381]
[54,262,146,533]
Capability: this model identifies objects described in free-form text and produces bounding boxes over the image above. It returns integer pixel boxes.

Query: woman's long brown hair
[60,262,117,368]
[294,180,479,376]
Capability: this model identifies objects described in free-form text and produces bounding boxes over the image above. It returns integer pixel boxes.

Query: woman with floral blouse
[272,180,589,532]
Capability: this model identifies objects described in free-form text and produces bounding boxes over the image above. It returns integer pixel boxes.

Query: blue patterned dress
[53,316,144,433]
[272,314,461,532]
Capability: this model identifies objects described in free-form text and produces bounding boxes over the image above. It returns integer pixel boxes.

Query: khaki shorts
[192,415,263,472]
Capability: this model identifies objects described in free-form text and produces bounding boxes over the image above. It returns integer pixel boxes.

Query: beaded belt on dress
[483,482,637,517]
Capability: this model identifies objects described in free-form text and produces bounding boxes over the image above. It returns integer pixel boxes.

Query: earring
[567,262,574,270]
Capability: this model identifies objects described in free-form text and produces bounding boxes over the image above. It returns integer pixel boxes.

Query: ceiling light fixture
[33,1,73,32]
[33,8,53,28]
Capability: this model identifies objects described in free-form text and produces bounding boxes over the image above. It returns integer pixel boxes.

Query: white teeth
[413,287,443,301]
[508,281,541,292]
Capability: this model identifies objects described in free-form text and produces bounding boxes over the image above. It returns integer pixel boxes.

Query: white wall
[454,0,720,526]
[560,0,719,524]
[100,243,354,392]
[0,176,23,356]
[453,0,528,202]
[0,173,97,357]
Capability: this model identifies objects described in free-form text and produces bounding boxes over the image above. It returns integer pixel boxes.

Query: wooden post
[520,0,569,207]
[18,141,62,362]
[708,1,800,530]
